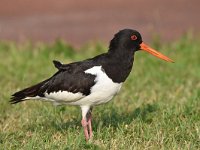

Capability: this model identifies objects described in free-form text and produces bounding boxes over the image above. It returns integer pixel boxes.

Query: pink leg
[81,118,89,141]
[87,111,93,138]
[81,106,93,141]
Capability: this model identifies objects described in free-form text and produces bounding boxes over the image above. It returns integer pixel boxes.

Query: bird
[10,29,174,141]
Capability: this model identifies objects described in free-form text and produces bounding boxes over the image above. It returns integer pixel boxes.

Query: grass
[0,36,200,149]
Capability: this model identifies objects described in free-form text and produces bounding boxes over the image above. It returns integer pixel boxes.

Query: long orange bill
[140,42,174,62]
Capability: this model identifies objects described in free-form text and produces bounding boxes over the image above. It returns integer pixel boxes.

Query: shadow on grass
[49,103,159,132]
[93,103,159,130]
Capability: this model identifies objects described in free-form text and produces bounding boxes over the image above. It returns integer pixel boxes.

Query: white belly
[71,66,122,106]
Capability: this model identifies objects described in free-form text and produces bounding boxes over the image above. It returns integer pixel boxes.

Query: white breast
[72,66,122,106]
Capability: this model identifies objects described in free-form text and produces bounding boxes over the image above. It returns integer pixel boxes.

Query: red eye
[131,35,137,40]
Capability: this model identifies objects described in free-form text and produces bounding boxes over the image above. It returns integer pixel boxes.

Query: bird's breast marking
[82,66,122,105]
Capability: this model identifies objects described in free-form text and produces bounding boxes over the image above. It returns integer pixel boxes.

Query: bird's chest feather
[75,66,122,105]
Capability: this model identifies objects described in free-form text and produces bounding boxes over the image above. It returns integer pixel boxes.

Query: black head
[109,29,143,53]
[108,29,174,62]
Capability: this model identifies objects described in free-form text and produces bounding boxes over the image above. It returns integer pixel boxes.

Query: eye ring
[131,35,137,40]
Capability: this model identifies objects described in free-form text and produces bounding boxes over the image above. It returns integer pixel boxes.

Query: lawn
[0,36,200,149]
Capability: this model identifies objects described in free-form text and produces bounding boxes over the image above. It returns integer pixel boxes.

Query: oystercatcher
[10,29,173,141]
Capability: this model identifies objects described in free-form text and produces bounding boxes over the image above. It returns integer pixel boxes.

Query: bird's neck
[102,48,135,83]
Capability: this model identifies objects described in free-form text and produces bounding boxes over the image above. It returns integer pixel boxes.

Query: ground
[0,0,199,45]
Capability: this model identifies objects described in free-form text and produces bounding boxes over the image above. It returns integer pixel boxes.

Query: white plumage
[44,91,84,103]
[73,66,122,106]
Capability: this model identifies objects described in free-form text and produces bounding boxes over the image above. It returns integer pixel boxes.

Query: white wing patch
[44,91,84,102]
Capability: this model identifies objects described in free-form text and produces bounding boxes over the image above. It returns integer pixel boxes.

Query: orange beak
[140,42,174,62]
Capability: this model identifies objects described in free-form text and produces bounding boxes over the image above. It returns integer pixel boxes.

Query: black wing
[45,69,96,95]
[10,61,96,104]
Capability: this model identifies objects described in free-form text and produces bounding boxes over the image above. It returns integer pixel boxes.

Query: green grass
[0,36,200,150]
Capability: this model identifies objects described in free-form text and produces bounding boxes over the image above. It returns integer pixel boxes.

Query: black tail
[10,79,50,104]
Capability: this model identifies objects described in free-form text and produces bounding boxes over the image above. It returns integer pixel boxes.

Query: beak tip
[166,59,174,63]
[140,42,174,63]
[169,59,175,63]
